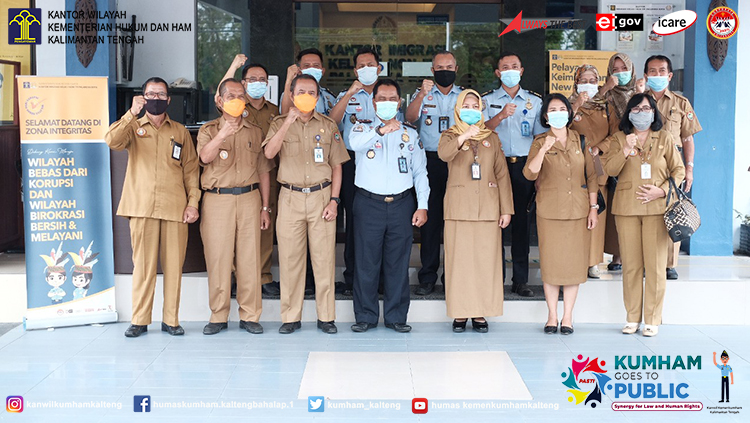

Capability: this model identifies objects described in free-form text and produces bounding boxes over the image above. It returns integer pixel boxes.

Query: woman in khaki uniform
[603,93,684,337]
[599,53,642,271]
[438,89,513,333]
[523,93,599,335]
[569,64,614,279]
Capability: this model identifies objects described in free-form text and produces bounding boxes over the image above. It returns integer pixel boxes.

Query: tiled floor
[0,321,748,422]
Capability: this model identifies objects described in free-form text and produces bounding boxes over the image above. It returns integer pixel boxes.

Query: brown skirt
[589,184,607,266]
[444,220,504,318]
[604,184,620,256]
[537,216,590,286]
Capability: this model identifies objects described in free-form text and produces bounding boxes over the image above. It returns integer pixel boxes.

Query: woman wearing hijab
[599,53,643,272]
[437,89,513,333]
[569,64,613,279]
[523,93,599,335]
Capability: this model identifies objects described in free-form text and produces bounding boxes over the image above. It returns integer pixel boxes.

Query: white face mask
[357,66,379,86]
[577,83,598,99]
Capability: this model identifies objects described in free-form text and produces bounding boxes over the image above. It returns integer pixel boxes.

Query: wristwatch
[375,126,384,136]
[686,161,694,168]
[262,206,272,213]
[590,204,600,210]
[330,197,341,205]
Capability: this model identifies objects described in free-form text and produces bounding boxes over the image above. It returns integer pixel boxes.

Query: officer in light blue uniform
[405,50,463,296]
[348,79,429,334]
[279,48,337,116]
[481,51,545,298]
[330,46,403,296]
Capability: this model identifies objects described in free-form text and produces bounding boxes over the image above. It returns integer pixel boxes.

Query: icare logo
[596,13,644,31]
[6,396,24,413]
[652,10,698,36]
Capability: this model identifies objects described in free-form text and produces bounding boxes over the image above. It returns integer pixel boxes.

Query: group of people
[105,45,699,338]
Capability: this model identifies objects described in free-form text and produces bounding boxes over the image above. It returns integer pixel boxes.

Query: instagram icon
[6,396,23,413]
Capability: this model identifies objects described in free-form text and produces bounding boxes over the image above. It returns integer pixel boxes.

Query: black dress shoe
[512,285,534,297]
[544,325,558,334]
[317,320,338,334]
[385,323,412,333]
[278,321,301,334]
[666,268,679,280]
[608,262,622,271]
[471,318,488,333]
[124,324,148,338]
[560,326,574,335]
[351,322,377,332]
[343,286,353,296]
[415,282,435,296]
[452,319,467,333]
[239,320,263,334]
[304,286,315,296]
[262,281,281,296]
[161,322,184,336]
[203,322,228,335]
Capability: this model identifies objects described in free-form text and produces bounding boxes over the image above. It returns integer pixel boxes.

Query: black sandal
[452,319,467,333]
[471,318,488,333]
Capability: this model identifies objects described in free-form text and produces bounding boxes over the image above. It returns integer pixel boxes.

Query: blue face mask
[357,66,379,86]
[646,75,669,92]
[459,109,482,125]
[500,70,521,88]
[375,101,399,121]
[245,81,267,99]
[301,67,323,82]
[547,111,569,129]
[614,71,632,86]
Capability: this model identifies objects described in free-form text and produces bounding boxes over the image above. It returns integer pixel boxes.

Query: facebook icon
[133,395,151,412]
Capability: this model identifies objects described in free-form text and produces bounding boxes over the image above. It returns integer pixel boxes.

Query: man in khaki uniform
[217,56,280,295]
[644,55,702,280]
[106,77,200,338]
[263,74,350,334]
[198,78,275,336]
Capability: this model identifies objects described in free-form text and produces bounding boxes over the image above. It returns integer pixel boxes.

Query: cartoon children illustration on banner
[40,242,69,304]
[69,241,99,300]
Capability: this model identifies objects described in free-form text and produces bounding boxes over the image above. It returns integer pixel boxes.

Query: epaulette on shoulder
[402,121,417,130]
[480,90,492,97]
[526,90,542,98]
[271,114,286,123]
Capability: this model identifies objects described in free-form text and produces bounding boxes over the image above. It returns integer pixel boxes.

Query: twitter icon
[308,396,324,412]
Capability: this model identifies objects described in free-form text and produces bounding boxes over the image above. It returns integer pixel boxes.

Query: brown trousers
[276,185,336,323]
[615,214,670,326]
[201,190,262,323]
[260,168,280,284]
[129,217,188,326]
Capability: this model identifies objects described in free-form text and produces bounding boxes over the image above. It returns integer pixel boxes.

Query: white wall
[35,0,67,76]
[116,0,196,87]
[733,1,749,250]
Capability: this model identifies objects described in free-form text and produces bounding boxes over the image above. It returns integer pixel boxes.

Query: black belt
[426,151,440,159]
[205,183,259,195]
[281,180,331,194]
[507,156,527,164]
[357,187,410,203]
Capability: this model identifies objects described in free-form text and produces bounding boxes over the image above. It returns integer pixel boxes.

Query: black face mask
[145,99,168,115]
[434,70,456,88]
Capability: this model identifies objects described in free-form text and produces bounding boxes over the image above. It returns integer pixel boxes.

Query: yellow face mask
[293,93,317,113]
[222,98,246,117]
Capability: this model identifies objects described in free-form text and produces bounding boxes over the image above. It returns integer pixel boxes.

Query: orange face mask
[293,93,317,113]
[222,98,246,117]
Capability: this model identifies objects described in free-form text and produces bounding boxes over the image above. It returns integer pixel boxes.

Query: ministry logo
[8,9,42,45]
[561,354,610,408]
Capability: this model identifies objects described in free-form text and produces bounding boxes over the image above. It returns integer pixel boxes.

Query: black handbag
[580,135,606,215]
[664,177,700,242]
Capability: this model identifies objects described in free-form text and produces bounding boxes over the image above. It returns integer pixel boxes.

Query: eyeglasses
[144,92,168,100]
[630,106,653,113]
[243,77,267,83]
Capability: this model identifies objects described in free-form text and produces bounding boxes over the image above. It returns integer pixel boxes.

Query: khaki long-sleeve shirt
[106,111,200,222]
[438,131,514,221]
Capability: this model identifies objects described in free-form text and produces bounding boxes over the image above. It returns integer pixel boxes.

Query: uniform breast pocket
[316,137,332,163]
[615,181,632,191]
[282,138,301,157]
[244,140,261,167]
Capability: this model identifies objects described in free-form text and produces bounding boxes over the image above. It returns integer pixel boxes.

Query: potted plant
[734,209,750,255]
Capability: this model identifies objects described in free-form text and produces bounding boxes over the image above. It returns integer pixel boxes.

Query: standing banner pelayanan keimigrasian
[17,76,117,330]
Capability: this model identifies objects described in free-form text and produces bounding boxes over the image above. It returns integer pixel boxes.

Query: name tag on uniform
[471,162,481,180]
[314,146,324,163]
[439,116,449,133]
[398,157,409,174]
[641,163,651,179]
[171,139,182,161]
